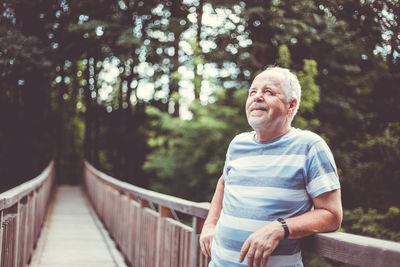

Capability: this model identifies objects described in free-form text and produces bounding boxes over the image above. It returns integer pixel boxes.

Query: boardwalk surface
[29,185,127,267]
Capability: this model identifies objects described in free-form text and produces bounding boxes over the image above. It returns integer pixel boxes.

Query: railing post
[22,197,29,267]
[28,190,36,262]
[157,205,176,267]
[16,197,28,267]
[157,206,165,267]
[0,210,3,262]
[190,216,204,267]
[138,199,148,267]
[13,202,19,267]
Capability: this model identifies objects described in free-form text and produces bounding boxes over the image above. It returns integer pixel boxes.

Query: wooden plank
[14,201,20,267]
[303,231,400,267]
[17,199,28,267]
[116,193,123,248]
[156,217,165,266]
[120,195,129,257]
[179,227,184,267]
[190,216,204,267]
[171,223,179,267]
[165,219,172,267]
[26,192,35,263]
[0,210,2,263]
[134,203,141,267]
[151,210,159,267]
[132,200,140,266]
[126,199,134,264]
[139,207,158,267]
[185,229,190,267]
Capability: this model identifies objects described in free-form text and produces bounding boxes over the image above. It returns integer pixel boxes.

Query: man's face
[245,70,291,132]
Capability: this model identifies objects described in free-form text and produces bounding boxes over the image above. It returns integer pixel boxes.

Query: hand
[238,221,284,267]
[199,223,215,258]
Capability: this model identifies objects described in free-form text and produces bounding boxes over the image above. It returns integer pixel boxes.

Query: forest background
[1,0,399,265]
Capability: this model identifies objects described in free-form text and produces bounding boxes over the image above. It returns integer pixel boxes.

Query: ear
[288,99,297,115]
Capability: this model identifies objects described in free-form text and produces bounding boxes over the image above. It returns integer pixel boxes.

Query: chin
[248,118,267,130]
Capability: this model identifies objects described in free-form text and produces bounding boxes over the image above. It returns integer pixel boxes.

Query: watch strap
[277,218,290,239]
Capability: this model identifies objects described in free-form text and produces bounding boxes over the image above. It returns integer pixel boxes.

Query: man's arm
[239,189,342,267]
[286,188,342,238]
[199,176,225,258]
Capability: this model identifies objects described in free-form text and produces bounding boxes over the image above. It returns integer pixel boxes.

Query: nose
[254,90,264,102]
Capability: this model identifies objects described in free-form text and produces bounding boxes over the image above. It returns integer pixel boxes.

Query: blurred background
[1,0,399,257]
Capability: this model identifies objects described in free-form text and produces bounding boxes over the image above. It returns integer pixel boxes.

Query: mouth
[250,104,268,112]
[251,107,267,111]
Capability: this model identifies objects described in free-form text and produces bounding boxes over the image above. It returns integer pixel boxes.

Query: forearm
[204,176,224,227]
[285,208,341,239]
[286,189,343,239]
[200,176,225,257]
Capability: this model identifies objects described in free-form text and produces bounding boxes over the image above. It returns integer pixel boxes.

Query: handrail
[83,161,400,267]
[84,161,210,218]
[303,231,400,266]
[0,161,55,267]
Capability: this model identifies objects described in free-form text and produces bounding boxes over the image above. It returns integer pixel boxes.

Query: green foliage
[275,44,321,131]
[292,59,321,131]
[296,60,319,114]
[144,90,249,201]
[56,115,85,185]
[277,45,291,68]
[342,206,400,242]
[341,122,400,209]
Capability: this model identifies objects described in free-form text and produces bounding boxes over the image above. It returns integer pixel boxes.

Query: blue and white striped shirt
[210,128,340,267]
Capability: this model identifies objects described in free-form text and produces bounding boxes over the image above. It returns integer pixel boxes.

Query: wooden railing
[83,161,400,267]
[83,161,210,267]
[0,161,55,267]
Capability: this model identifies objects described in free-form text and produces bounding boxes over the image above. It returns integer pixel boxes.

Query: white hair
[264,66,301,120]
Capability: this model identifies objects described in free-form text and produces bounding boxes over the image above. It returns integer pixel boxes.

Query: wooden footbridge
[1,162,400,267]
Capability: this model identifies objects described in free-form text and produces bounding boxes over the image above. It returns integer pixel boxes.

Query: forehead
[251,70,285,88]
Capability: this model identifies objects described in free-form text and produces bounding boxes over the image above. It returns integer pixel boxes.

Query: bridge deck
[29,186,127,267]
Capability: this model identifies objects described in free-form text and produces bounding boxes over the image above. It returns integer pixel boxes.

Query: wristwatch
[277,218,290,239]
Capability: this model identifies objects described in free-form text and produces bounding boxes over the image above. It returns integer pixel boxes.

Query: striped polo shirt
[210,128,340,267]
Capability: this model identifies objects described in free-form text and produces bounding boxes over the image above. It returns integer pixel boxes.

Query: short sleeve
[305,140,341,198]
[222,143,232,179]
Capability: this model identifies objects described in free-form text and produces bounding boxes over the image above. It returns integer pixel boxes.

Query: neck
[254,124,291,142]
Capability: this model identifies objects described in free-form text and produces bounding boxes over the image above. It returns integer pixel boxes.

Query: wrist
[277,218,290,240]
[203,222,216,229]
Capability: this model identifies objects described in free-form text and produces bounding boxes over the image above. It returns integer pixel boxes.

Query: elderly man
[199,67,342,267]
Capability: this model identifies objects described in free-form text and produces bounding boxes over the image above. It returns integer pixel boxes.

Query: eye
[264,89,273,95]
[249,89,256,96]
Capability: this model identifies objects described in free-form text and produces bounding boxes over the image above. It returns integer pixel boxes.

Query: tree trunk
[93,58,100,167]
[169,0,183,117]
[83,58,92,162]
[194,0,204,100]
[56,61,66,174]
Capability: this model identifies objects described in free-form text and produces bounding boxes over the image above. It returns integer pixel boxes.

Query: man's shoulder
[232,131,254,142]
[291,128,324,145]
